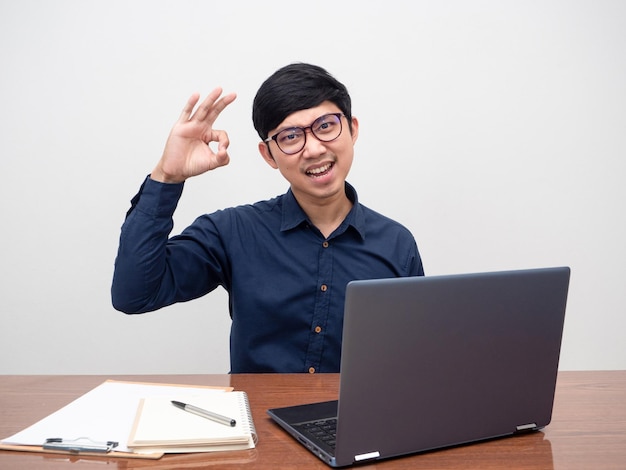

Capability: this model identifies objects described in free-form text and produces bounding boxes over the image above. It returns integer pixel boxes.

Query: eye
[314,115,340,134]
[278,128,304,144]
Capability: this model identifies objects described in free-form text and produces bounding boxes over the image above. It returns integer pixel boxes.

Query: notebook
[267,267,570,467]
[128,391,257,453]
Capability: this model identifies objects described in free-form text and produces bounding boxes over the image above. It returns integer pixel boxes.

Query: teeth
[307,163,332,175]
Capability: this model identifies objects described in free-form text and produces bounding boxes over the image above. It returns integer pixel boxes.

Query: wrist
[150,166,186,184]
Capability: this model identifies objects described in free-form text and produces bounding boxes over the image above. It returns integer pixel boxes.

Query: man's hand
[151,88,237,183]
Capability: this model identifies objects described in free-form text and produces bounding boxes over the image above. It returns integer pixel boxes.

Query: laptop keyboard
[296,418,338,449]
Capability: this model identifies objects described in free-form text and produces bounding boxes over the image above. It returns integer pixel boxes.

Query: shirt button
[314,326,322,333]
[321,284,328,292]
[309,367,316,374]
[322,241,329,248]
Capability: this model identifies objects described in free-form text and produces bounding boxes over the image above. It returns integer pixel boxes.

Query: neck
[294,189,353,239]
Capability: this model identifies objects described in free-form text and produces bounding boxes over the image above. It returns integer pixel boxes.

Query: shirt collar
[281,182,366,240]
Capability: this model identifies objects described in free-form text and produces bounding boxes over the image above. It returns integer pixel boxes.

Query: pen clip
[43,437,119,454]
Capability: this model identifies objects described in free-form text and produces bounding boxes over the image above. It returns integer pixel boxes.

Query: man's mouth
[306,163,333,177]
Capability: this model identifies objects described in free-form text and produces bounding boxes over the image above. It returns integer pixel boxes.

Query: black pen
[171,400,236,427]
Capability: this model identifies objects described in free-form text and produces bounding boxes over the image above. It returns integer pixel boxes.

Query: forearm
[111,177,184,313]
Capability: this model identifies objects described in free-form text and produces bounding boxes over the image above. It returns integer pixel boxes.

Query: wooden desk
[1,371,625,469]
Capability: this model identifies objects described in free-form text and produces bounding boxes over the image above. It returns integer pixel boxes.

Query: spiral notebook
[128,392,257,453]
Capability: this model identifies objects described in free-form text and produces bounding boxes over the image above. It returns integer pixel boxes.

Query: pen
[171,400,236,427]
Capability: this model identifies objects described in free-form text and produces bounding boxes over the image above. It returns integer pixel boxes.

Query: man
[112,63,424,373]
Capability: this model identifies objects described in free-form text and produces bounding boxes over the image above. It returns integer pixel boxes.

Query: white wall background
[1,0,624,374]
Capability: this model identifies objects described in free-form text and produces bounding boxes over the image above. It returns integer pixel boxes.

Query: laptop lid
[268,267,570,467]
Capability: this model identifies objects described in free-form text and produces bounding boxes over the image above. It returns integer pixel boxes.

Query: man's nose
[301,129,327,157]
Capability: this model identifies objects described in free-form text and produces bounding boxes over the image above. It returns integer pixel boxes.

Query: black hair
[252,63,352,140]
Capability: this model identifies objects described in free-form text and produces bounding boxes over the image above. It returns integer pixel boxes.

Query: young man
[112,63,424,373]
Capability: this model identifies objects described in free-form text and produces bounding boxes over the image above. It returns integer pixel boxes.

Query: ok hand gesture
[151,88,237,183]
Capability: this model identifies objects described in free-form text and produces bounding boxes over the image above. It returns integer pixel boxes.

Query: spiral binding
[238,391,258,445]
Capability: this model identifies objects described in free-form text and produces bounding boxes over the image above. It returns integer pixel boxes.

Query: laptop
[267,267,570,467]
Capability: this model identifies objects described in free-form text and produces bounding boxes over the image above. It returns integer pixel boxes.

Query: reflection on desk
[1,371,625,469]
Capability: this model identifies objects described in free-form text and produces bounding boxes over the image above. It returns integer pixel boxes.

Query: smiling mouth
[306,162,333,177]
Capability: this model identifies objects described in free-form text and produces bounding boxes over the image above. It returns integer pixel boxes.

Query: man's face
[258,101,359,206]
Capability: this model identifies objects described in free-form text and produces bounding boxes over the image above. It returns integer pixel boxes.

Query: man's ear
[258,141,279,169]
[350,116,359,144]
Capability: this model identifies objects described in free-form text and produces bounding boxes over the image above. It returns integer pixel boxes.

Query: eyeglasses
[264,113,345,155]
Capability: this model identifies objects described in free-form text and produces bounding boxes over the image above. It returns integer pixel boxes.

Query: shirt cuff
[129,175,185,218]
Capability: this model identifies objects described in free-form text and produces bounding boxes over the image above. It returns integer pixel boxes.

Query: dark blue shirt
[112,177,424,373]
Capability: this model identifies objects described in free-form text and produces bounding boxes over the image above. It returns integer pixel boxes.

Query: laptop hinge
[516,423,537,431]
[354,451,380,462]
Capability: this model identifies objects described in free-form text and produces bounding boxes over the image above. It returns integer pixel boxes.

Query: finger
[209,130,230,169]
[213,129,231,156]
[191,87,224,122]
[179,93,201,122]
[194,89,237,124]
[207,92,237,124]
